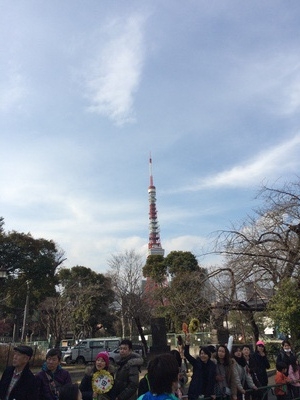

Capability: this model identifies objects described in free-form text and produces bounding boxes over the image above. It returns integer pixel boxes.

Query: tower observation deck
[148,156,165,256]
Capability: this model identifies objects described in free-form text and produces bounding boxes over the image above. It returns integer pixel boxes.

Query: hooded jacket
[111,352,143,400]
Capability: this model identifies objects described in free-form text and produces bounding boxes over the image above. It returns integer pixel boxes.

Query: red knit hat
[95,352,109,366]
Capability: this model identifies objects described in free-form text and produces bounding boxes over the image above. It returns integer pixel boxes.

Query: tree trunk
[134,316,148,355]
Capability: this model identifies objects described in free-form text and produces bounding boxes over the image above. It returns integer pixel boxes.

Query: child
[288,356,300,399]
[275,362,291,400]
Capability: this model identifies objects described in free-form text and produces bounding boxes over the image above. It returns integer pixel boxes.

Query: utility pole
[21,280,30,342]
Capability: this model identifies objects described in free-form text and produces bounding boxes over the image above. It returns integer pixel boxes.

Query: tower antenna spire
[148,155,164,256]
[149,153,154,187]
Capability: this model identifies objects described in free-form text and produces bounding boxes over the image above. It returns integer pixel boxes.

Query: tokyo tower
[148,156,165,256]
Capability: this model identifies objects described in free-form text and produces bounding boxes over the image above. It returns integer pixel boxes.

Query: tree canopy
[165,250,199,276]
[0,220,65,314]
[267,278,300,343]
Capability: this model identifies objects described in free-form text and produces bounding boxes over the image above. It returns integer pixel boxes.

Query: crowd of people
[0,339,143,400]
[1,338,299,400]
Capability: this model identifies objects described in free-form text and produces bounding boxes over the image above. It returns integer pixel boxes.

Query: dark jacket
[79,365,115,400]
[138,373,151,397]
[111,352,143,400]
[36,364,72,400]
[249,352,270,387]
[276,350,296,372]
[184,345,216,400]
[0,363,38,400]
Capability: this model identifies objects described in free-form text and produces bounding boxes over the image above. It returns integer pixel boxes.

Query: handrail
[191,382,300,400]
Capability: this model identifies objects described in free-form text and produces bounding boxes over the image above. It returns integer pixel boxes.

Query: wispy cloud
[84,14,146,125]
[181,134,300,191]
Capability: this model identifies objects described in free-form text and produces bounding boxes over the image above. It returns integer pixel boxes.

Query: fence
[0,341,50,370]
[194,382,298,400]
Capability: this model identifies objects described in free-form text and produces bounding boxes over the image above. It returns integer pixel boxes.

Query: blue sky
[1,1,300,273]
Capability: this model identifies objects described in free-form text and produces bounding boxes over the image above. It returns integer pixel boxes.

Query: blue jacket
[138,392,177,400]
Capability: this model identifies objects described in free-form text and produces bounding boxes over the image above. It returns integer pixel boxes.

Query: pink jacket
[288,365,300,387]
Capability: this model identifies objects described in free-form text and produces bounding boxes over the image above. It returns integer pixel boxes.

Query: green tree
[58,266,114,339]
[164,268,211,331]
[0,219,66,338]
[267,278,300,343]
[142,255,166,283]
[165,251,199,276]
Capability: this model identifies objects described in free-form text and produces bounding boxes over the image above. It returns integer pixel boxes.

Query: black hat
[14,345,33,358]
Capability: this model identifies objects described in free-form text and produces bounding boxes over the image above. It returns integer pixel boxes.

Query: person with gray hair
[0,345,38,400]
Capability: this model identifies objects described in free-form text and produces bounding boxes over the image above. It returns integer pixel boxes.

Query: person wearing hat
[79,351,114,400]
[249,340,270,400]
[0,345,38,400]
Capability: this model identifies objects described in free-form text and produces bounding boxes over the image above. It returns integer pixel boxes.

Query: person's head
[13,346,33,370]
[282,340,292,352]
[170,349,182,368]
[119,339,132,358]
[216,345,230,365]
[199,346,211,363]
[177,335,183,345]
[242,345,251,358]
[46,348,62,372]
[95,352,109,370]
[59,383,82,400]
[276,361,287,374]
[256,340,266,354]
[207,345,216,358]
[232,346,242,358]
[232,346,246,366]
[148,353,179,394]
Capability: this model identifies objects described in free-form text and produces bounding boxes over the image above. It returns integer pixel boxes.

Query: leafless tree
[107,249,150,351]
[206,179,300,341]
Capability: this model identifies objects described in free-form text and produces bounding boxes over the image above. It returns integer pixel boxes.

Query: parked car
[70,337,121,364]
[61,347,73,364]
[107,348,121,365]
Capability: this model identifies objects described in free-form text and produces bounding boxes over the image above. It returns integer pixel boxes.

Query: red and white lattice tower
[148,156,165,256]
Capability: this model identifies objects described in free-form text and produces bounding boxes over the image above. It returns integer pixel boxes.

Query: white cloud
[164,235,207,254]
[181,134,300,191]
[84,14,146,125]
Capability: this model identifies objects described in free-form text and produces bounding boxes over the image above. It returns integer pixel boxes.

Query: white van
[70,337,121,364]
